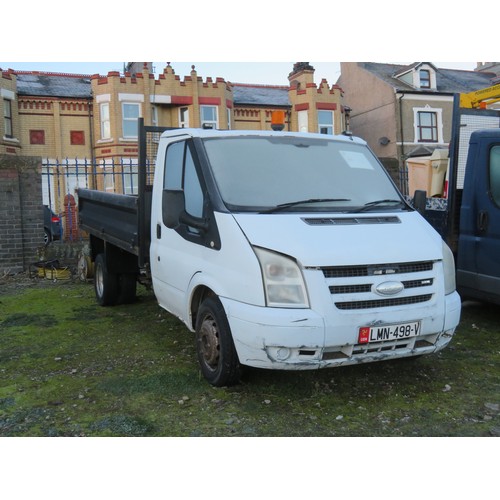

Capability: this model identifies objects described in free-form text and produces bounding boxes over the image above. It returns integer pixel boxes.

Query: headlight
[254,247,309,308]
[442,240,456,295]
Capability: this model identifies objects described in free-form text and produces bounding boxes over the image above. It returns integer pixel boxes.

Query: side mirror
[162,189,209,232]
[413,190,427,215]
[163,189,185,228]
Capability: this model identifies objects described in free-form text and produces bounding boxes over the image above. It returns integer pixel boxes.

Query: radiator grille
[321,260,436,311]
[335,294,433,310]
[330,284,372,294]
[329,278,433,295]
[322,261,433,279]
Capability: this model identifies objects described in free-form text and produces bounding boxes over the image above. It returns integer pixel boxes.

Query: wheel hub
[95,265,104,296]
[199,316,220,368]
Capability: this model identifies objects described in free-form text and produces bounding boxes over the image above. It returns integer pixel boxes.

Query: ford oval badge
[374,281,404,296]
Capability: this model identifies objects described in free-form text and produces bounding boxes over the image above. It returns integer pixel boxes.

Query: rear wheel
[117,273,137,304]
[94,253,119,306]
[195,296,240,387]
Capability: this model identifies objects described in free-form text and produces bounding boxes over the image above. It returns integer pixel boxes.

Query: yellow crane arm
[460,82,500,108]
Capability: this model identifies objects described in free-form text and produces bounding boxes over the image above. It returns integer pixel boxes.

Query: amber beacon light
[271,110,285,131]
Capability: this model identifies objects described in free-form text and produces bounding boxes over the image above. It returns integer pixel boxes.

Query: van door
[475,143,500,299]
[151,138,218,320]
[458,135,500,303]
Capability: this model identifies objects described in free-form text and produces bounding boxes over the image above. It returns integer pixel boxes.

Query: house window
[122,102,141,138]
[417,111,438,142]
[298,110,308,133]
[3,98,13,138]
[101,161,115,192]
[200,105,218,129]
[419,69,431,89]
[151,105,158,127]
[100,102,111,139]
[179,107,189,128]
[318,110,334,135]
[123,160,139,195]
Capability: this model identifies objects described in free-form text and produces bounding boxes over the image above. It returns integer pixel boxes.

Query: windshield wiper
[261,198,351,214]
[352,199,405,213]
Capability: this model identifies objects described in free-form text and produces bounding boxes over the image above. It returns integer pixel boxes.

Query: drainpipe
[398,92,406,195]
[88,97,95,188]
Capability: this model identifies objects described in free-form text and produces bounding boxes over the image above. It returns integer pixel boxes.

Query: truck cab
[149,128,460,385]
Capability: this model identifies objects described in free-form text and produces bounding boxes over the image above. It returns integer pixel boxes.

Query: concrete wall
[339,63,398,159]
[0,155,44,274]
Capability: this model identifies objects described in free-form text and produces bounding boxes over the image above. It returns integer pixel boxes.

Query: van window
[184,146,204,219]
[164,141,184,190]
[490,146,500,206]
[164,139,205,235]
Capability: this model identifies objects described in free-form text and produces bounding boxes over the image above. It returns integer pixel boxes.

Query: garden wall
[0,155,44,274]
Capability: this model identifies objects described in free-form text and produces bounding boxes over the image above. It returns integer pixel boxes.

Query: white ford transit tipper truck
[78,125,461,386]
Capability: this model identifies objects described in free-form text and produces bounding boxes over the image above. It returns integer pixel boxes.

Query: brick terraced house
[1,62,346,217]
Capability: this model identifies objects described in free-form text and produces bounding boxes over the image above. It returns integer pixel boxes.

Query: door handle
[156,223,162,239]
[478,211,489,233]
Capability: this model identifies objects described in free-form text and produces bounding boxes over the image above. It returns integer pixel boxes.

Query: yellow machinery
[459,82,500,109]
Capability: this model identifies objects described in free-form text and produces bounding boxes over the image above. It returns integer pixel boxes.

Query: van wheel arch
[195,295,240,387]
[190,286,216,330]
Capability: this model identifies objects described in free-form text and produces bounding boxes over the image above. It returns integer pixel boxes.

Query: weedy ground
[0,275,499,437]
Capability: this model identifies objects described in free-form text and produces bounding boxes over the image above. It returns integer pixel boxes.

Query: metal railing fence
[41,156,155,241]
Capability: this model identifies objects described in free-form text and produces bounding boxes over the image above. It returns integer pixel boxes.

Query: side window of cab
[489,146,500,207]
[164,139,205,236]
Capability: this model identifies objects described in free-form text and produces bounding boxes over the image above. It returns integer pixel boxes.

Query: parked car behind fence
[43,205,62,244]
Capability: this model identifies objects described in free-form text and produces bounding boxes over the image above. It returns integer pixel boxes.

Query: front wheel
[195,296,240,387]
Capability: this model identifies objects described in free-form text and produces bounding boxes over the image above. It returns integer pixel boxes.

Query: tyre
[117,273,137,304]
[94,253,119,306]
[44,229,51,245]
[195,296,240,387]
[77,255,94,282]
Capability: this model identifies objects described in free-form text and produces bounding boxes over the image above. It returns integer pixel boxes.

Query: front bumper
[220,291,461,370]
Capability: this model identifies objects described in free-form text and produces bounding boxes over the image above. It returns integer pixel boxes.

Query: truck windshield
[202,136,405,213]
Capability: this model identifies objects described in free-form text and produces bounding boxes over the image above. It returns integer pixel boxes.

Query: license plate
[358,321,421,344]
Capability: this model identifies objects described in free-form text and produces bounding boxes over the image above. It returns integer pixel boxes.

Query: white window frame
[298,110,308,133]
[122,158,139,195]
[318,110,334,135]
[100,102,111,140]
[122,102,141,139]
[419,69,431,89]
[179,107,190,128]
[200,105,218,129]
[100,159,115,192]
[413,105,444,144]
[3,98,13,138]
[411,65,436,90]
